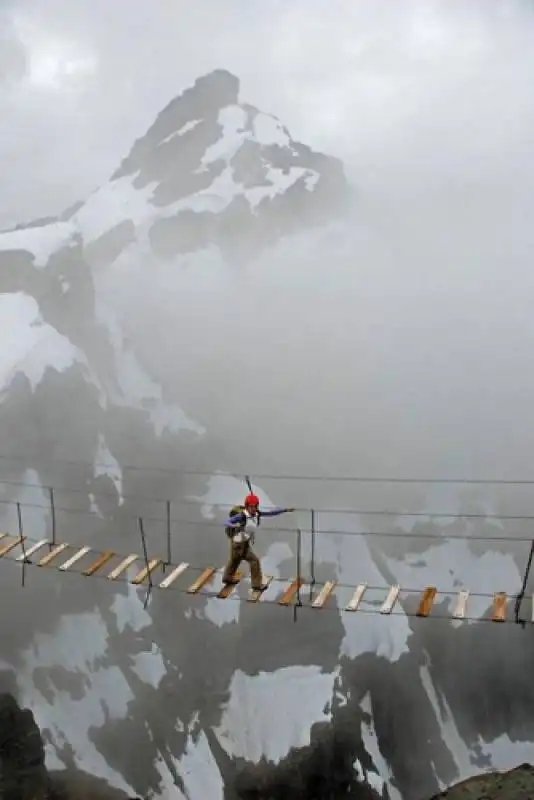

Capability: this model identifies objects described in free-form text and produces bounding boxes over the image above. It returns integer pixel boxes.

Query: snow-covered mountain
[0,68,532,800]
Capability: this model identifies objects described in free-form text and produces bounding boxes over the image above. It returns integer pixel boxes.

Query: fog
[1,0,533,519]
[2,0,534,219]
[0,0,533,550]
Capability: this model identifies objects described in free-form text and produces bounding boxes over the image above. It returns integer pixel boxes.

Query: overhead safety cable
[0,450,533,485]
[1,495,534,543]
[2,476,534,529]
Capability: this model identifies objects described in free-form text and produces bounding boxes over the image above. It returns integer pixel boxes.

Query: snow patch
[353,756,386,795]
[253,112,291,147]
[479,732,534,772]
[360,692,401,800]
[160,118,202,145]
[247,166,308,210]
[94,433,124,505]
[0,221,77,267]
[305,171,320,191]
[88,492,102,517]
[202,105,248,165]
[215,666,335,763]
[73,174,158,245]
[178,729,224,800]
[162,165,240,216]
[382,537,522,619]
[0,292,81,395]
[116,350,203,436]
[93,297,204,437]
[131,648,166,688]
[110,573,157,635]
[420,664,473,784]
[17,611,136,795]
[190,473,277,519]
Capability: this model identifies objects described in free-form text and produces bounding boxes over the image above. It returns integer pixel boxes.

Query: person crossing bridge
[222,493,294,592]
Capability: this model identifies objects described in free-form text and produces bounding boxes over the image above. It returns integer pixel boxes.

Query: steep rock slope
[429,764,534,800]
[0,693,141,800]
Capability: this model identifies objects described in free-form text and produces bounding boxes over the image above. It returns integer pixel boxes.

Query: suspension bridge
[0,461,533,626]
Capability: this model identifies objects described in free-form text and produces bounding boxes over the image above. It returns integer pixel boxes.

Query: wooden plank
[345,583,367,612]
[108,553,138,580]
[380,584,400,614]
[59,545,91,571]
[416,586,437,617]
[187,567,216,594]
[248,575,273,602]
[82,550,114,576]
[312,580,337,609]
[0,536,25,558]
[159,562,189,589]
[131,558,163,585]
[38,542,69,566]
[492,591,507,622]
[217,570,242,599]
[16,539,48,562]
[278,578,304,606]
[453,590,469,619]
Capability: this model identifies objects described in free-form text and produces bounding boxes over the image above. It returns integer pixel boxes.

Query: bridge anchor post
[515,539,534,627]
[138,516,153,610]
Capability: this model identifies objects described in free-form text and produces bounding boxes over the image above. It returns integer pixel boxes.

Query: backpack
[225,505,246,539]
[225,505,261,539]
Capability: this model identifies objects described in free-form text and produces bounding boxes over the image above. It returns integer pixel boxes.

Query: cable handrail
[0,449,534,485]
[1,473,534,524]
[0,495,534,543]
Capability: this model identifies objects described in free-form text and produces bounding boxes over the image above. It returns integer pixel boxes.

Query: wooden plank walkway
[0,535,526,623]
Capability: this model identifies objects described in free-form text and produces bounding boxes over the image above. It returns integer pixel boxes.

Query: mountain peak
[112,69,241,181]
[2,68,350,268]
[80,68,350,265]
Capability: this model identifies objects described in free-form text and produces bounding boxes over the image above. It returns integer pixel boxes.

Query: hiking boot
[223,577,240,585]
[251,583,269,593]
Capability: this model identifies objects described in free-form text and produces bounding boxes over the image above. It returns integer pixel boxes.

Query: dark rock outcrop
[232,721,382,800]
[429,763,534,799]
[0,693,141,800]
[0,693,51,800]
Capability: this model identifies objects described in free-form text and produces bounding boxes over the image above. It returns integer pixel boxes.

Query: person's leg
[245,544,264,589]
[223,541,244,583]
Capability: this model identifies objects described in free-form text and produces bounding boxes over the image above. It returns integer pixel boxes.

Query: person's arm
[225,512,245,527]
[260,507,295,517]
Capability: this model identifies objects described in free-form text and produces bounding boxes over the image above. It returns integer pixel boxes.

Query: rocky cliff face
[0,693,142,800]
[3,690,531,800]
[429,764,534,800]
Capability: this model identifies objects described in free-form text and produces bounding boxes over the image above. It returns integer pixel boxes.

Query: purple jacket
[225,507,288,527]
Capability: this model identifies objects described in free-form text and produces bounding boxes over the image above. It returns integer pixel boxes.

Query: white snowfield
[0,292,83,394]
[0,222,78,268]
[0,104,319,258]
[69,103,319,248]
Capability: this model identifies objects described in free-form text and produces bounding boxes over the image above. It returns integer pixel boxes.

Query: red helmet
[244,493,260,507]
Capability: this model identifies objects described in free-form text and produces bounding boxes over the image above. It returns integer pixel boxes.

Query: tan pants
[223,540,263,589]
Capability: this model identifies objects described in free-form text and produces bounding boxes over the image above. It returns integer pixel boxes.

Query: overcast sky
[1,0,534,228]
